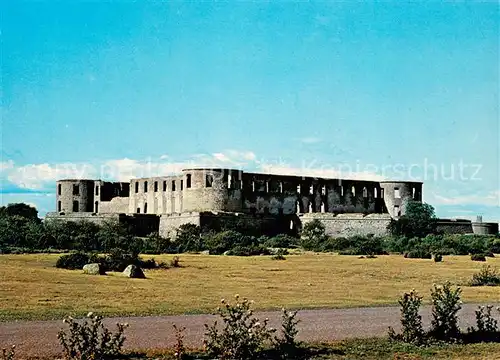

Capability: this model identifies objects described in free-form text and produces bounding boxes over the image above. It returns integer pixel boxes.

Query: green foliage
[429,282,462,342]
[141,232,174,254]
[203,295,276,360]
[433,253,443,262]
[175,224,205,253]
[404,249,432,259]
[1,346,15,360]
[300,220,328,250]
[271,248,288,260]
[0,203,39,222]
[387,201,437,238]
[58,312,128,360]
[469,266,500,286]
[205,230,259,255]
[56,252,101,270]
[172,324,186,360]
[263,234,298,248]
[226,245,271,256]
[471,253,487,261]
[275,308,301,358]
[388,289,425,345]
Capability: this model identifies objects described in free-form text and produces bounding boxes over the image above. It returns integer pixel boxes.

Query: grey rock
[122,264,146,278]
[83,263,105,275]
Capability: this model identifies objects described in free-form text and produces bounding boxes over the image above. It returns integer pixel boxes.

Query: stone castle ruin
[47,168,498,237]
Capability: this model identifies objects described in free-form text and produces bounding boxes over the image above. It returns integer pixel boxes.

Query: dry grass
[0,253,499,321]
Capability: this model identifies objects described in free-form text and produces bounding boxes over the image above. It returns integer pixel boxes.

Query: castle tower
[379,181,423,218]
[56,179,95,213]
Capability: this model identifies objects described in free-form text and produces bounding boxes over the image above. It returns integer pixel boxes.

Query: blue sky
[1,2,499,220]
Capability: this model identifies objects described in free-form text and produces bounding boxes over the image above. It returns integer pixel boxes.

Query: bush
[271,248,288,260]
[205,231,257,255]
[170,256,181,268]
[429,282,462,342]
[388,289,425,345]
[275,308,300,358]
[471,254,487,262]
[226,245,270,256]
[58,312,128,360]
[469,266,500,286]
[204,295,276,360]
[300,220,328,251]
[404,249,432,259]
[264,234,297,248]
[433,254,443,262]
[172,324,186,360]
[464,305,500,343]
[1,346,15,360]
[102,248,141,272]
[56,252,100,270]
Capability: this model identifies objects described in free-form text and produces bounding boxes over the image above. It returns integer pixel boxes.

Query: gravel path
[1,303,498,358]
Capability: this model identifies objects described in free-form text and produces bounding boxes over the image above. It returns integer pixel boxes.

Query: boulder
[83,263,105,275]
[122,264,146,278]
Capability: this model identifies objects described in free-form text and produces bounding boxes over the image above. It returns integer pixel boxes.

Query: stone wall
[45,212,123,225]
[436,219,473,234]
[159,212,203,238]
[300,213,392,238]
[100,197,129,213]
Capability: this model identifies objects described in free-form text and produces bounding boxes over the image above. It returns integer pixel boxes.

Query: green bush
[271,248,288,260]
[263,234,297,248]
[433,253,443,262]
[469,266,500,286]
[275,308,301,358]
[404,249,432,259]
[204,295,276,360]
[56,252,100,270]
[300,220,328,251]
[226,245,270,256]
[471,254,487,262]
[388,289,425,345]
[429,282,462,342]
[1,345,15,360]
[58,312,128,360]
[465,305,500,343]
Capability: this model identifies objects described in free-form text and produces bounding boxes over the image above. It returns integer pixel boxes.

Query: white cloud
[0,160,14,171]
[5,163,96,189]
[430,190,500,207]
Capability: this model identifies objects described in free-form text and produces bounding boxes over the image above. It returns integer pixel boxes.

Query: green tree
[388,200,437,238]
[300,219,328,250]
[0,203,40,223]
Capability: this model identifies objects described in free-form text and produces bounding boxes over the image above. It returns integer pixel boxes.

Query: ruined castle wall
[129,175,184,214]
[159,212,202,238]
[380,181,423,217]
[100,197,129,213]
[240,173,383,216]
[56,180,95,213]
[300,213,392,238]
[45,211,122,225]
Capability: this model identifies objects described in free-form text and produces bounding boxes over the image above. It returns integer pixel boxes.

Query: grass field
[1,253,499,321]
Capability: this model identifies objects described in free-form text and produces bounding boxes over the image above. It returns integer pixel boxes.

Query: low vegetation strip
[1,254,499,321]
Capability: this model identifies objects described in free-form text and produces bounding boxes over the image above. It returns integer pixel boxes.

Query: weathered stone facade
[51,168,497,238]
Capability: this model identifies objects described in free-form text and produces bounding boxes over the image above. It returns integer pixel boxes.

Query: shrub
[56,252,100,270]
[471,254,487,262]
[388,289,425,345]
[300,220,328,251]
[264,234,297,248]
[203,295,276,360]
[469,266,500,286]
[1,346,15,360]
[433,254,443,262]
[205,231,257,255]
[226,245,270,256]
[275,308,300,358]
[58,312,128,360]
[429,282,462,342]
[172,324,186,360]
[102,248,140,272]
[271,248,288,260]
[170,256,181,268]
[404,249,432,259]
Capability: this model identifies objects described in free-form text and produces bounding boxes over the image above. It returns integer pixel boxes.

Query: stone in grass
[83,263,105,275]
[122,264,146,278]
